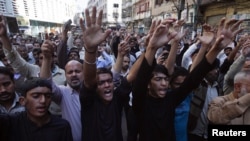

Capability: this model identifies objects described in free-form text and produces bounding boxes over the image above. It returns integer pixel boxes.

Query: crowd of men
[0,6,250,141]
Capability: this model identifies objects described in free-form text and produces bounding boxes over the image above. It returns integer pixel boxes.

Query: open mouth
[36,106,46,113]
[104,90,112,97]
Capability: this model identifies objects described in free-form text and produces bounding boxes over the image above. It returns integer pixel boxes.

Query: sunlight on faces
[148,72,169,98]
[97,73,114,103]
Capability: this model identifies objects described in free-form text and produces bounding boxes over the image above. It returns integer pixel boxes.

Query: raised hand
[237,34,249,50]
[198,24,215,47]
[41,40,54,59]
[172,19,188,42]
[118,35,131,57]
[148,19,177,49]
[242,39,250,57]
[156,50,168,65]
[0,16,7,38]
[144,20,157,47]
[80,6,112,52]
[216,18,243,48]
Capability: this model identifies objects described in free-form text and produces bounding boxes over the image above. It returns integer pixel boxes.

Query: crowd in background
[0,6,250,141]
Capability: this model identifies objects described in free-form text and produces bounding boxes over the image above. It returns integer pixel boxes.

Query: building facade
[201,0,250,35]
[87,0,122,29]
[1,0,76,36]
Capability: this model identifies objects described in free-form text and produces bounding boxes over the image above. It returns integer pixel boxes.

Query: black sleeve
[57,39,68,69]
[115,77,132,104]
[132,57,155,113]
[219,58,233,74]
[110,35,120,59]
[62,121,74,141]
[0,114,11,141]
[79,83,97,111]
[173,57,214,107]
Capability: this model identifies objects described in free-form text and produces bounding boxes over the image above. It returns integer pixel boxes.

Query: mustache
[0,92,12,95]
[71,77,80,80]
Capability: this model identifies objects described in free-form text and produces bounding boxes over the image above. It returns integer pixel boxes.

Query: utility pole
[193,0,201,32]
[178,0,185,20]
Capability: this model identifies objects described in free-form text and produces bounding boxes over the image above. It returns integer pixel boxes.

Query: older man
[208,70,250,125]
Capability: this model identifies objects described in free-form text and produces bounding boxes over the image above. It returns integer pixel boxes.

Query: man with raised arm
[132,17,243,141]
[79,6,136,141]
[40,40,83,141]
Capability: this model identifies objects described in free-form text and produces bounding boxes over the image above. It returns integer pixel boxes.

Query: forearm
[132,57,154,111]
[208,94,250,124]
[205,43,221,64]
[145,45,157,66]
[57,40,68,69]
[126,52,144,83]
[112,53,123,73]
[40,58,52,78]
[110,36,120,58]
[4,48,39,77]
[165,41,178,75]
[83,51,97,88]
[1,36,12,51]
[224,54,245,82]
[227,45,240,62]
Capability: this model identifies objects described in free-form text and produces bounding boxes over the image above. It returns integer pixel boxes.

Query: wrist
[147,43,158,51]
[84,46,97,54]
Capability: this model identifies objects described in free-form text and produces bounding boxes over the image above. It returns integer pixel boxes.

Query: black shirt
[80,78,131,141]
[0,111,73,141]
[132,57,214,141]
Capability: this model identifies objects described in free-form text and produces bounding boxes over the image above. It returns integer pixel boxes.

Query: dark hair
[19,77,52,96]
[150,64,169,79]
[0,66,14,81]
[32,47,41,53]
[96,67,113,78]
[0,54,6,60]
[68,50,80,58]
[169,66,189,85]
[37,48,42,55]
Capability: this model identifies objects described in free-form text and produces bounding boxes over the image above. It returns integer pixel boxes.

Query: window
[155,0,163,5]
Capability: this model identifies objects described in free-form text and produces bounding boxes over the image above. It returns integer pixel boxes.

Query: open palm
[198,24,215,46]
[0,17,7,37]
[80,7,111,51]
[148,19,177,49]
[172,19,187,42]
[217,18,243,48]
